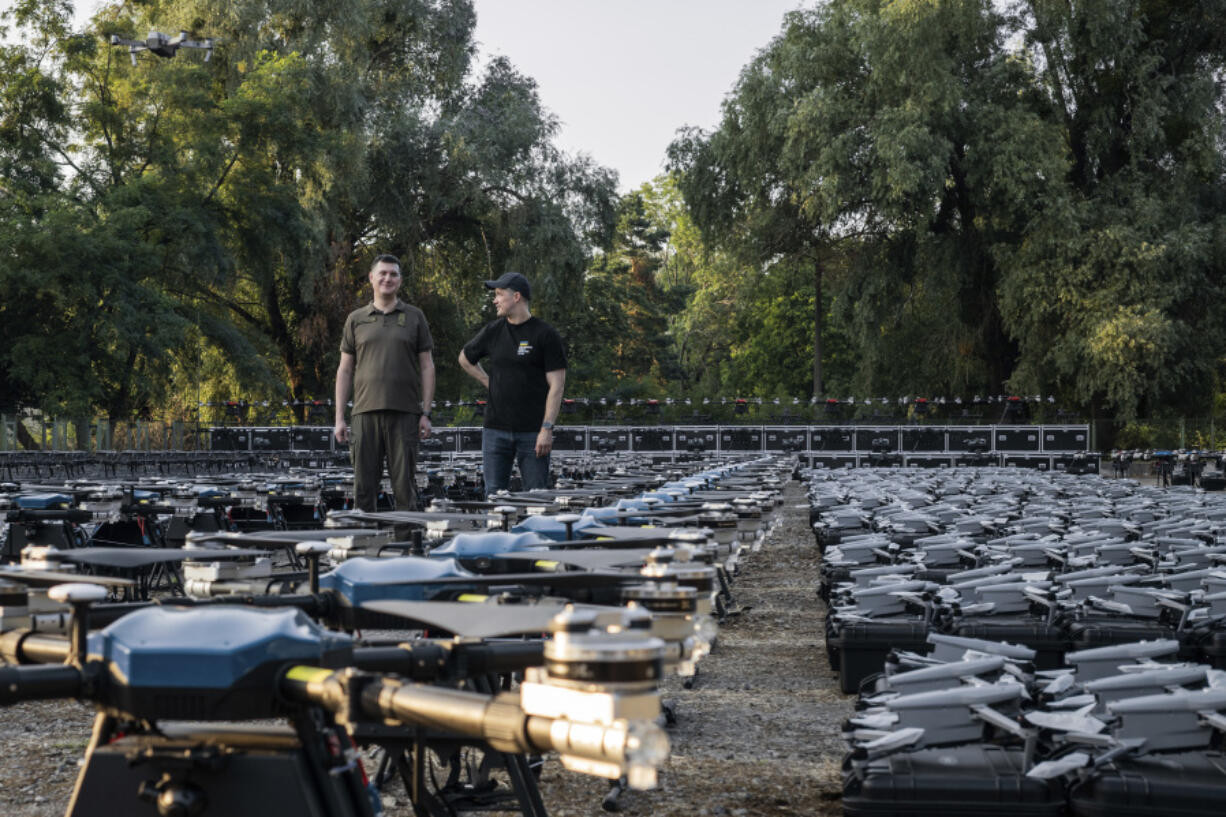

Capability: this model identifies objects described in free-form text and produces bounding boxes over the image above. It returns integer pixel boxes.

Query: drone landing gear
[369,674,549,817]
[715,566,749,623]
[372,738,548,817]
[602,775,628,812]
[372,738,461,817]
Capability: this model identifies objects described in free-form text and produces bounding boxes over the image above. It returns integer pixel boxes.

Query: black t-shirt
[463,317,567,432]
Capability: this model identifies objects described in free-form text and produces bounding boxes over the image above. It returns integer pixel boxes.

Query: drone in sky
[109,30,214,66]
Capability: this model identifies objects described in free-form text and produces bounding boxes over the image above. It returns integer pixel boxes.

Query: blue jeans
[482,428,550,495]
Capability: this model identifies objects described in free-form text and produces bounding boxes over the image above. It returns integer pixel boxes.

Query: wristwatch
[541,421,554,430]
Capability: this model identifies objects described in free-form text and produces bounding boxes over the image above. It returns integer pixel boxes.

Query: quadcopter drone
[109,30,214,66]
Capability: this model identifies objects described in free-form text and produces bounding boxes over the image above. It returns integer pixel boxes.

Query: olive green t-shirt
[340,300,433,415]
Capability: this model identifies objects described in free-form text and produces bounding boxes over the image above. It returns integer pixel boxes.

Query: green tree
[998,0,1226,421]
[671,0,1226,420]
[668,48,833,398]
[0,0,616,419]
[569,187,681,396]
[672,0,1071,400]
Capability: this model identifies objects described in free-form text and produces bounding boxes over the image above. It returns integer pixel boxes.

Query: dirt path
[537,477,850,816]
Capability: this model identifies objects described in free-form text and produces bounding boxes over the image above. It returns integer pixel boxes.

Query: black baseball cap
[484,271,531,299]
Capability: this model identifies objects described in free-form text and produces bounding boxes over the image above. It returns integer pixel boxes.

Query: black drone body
[109,30,214,65]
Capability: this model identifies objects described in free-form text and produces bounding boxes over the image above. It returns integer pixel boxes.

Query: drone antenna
[47,583,107,666]
[296,541,330,595]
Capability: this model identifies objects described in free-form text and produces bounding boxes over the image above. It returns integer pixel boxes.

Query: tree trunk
[262,275,302,407]
[16,420,39,451]
[813,256,824,399]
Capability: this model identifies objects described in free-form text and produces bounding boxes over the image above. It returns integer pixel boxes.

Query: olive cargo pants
[350,410,419,512]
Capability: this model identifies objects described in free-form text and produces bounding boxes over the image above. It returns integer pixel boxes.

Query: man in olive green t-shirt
[334,254,435,512]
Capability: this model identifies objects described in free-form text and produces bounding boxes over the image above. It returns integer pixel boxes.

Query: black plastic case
[955,617,1069,670]
[1068,750,1226,816]
[829,620,930,694]
[844,744,1065,816]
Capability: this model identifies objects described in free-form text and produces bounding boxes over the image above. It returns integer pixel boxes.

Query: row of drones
[805,466,1226,814]
[0,453,789,816]
[1110,449,1226,488]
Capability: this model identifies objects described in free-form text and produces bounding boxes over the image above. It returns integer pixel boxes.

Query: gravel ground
[532,478,849,817]
[0,700,95,816]
[0,475,851,816]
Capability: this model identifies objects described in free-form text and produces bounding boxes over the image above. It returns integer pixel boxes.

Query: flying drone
[109,30,214,65]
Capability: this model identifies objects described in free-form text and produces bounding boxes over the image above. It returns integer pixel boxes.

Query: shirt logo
[517,341,533,356]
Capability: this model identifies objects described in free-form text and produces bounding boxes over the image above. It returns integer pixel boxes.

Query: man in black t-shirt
[459,272,567,494]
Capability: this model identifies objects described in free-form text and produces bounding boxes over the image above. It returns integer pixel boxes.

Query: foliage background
[1,0,1224,445]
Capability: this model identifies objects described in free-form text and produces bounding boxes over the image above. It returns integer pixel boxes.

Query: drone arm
[158,592,325,616]
[0,663,86,704]
[352,640,544,680]
[0,629,70,664]
[369,674,667,789]
[283,666,668,789]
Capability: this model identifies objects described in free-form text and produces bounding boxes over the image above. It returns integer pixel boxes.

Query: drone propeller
[573,525,703,544]
[359,598,610,638]
[0,567,135,589]
[185,528,378,547]
[320,566,644,615]
[425,498,560,514]
[55,547,271,570]
[328,509,496,529]
[379,568,641,591]
[496,548,658,571]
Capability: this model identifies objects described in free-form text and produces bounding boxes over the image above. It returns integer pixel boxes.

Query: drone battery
[68,725,374,817]
[162,512,221,546]
[228,505,277,531]
[954,618,1068,670]
[845,744,1064,816]
[269,496,321,529]
[1067,750,1226,817]
[90,518,151,547]
[830,621,930,694]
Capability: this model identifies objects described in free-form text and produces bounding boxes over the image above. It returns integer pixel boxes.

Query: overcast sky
[471,0,805,190]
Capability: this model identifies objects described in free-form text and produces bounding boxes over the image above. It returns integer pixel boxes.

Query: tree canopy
[669,0,1226,421]
[2,0,1224,428]
[0,0,617,418]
